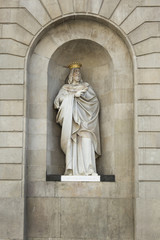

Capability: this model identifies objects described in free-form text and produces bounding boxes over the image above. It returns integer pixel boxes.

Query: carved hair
[68,68,83,84]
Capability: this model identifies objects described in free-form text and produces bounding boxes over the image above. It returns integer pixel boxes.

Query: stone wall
[0,0,160,240]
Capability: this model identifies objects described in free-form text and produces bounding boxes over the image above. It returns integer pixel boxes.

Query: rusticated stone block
[0,69,24,84]
[0,181,21,198]
[58,0,73,14]
[0,198,23,238]
[136,199,160,240]
[138,149,160,164]
[1,23,33,45]
[0,85,23,100]
[0,148,22,163]
[41,0,61,19]
[0,164,22,180]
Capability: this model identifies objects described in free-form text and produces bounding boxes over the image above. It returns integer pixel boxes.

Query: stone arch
[26,17,134,179]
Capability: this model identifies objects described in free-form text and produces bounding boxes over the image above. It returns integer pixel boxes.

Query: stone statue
[54,62,101,176]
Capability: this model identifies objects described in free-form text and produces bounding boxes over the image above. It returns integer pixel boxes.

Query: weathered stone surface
[55,182,132,198]
[61,198,108,239]
[139,182,160,198]
[87,0,103,14]
[27,150,46,166]
[0,116,23,131]
[0,9,41,35]
[68,20,93,40]
[100,0,120,18]
[27,165,46,181]
[138,100,160,115]
[134,37,160,56]
[0,0,19,7]
[107,198,133,240]
[61,198,133,239]
[0,148,22,164]
[138,85,160,100]
[74,0,87,12]
[0,198,23,238]
[27,181,55,197]
[27,198,60,238]
[115,103,133,120]
[129,22,160,44]
[28,103,47,119]
[142,0,160,5]
[0,55,24,68]
[114,119,133,134]
[112,0,160,26]
[34,35,58,59]
[1,23,33,45]
[137,69,160,83]
[0,85,23,100]
[0,132,23,147]
[139,165,160,181]
[138,132,160,148]
[56,182,103,198]
[0,39,27,56]
[111,0,138,25]
[138,116,160,131]
[28,134,46,150]
[0,100,23,116]
[19,0,50,26]
[121,7,160,34]
[29,119,47,134]
[0,181,21,197]
[49,23,72,46]
[0,164,22,180]
[28,86,47,104]
[41,0,61,19]
[58,0,74,14]
[139,149,160,164]
[29,53,49,76]
[114,88,133,103]
[0,69,24,84]
[137,53,160,68]
[136,199,160,240]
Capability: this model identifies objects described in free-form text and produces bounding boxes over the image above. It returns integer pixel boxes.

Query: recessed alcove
[26,18,134,240]
[27,18,133,183]
[47,39,114,175]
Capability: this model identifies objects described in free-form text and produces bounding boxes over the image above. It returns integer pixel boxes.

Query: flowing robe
[54,82,101,175]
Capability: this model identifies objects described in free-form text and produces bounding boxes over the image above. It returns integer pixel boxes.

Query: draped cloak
[54,82,101,175]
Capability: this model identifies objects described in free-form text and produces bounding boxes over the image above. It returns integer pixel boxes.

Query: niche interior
[27,19,133,179]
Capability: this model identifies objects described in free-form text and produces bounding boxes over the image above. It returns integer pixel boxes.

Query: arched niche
[27,19,133,180]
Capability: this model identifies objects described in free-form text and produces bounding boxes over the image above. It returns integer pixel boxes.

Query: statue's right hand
[75,89,86,97]
[75,91,81,97]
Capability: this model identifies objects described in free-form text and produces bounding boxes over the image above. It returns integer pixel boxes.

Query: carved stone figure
[54,63,101,176]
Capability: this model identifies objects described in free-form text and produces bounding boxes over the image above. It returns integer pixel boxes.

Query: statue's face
[73,68,81,83]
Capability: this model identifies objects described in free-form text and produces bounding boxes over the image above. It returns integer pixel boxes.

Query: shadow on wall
[47,39,114,175]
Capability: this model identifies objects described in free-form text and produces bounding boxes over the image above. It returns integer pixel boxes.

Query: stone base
[61,175,100,182]
[46,174,115,182]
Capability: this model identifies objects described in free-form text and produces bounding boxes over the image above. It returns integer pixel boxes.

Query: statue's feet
[65,169,73,176]
[88,167,98,176]
[91,172,98,176]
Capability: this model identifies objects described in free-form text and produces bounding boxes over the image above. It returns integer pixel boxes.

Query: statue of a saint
[54,62,101,176]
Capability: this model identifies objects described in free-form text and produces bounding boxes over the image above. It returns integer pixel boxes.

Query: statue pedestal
[61,175,100,182]
[46,174,115,182]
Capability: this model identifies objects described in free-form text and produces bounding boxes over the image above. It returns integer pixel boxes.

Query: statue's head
[67,62,83,84]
